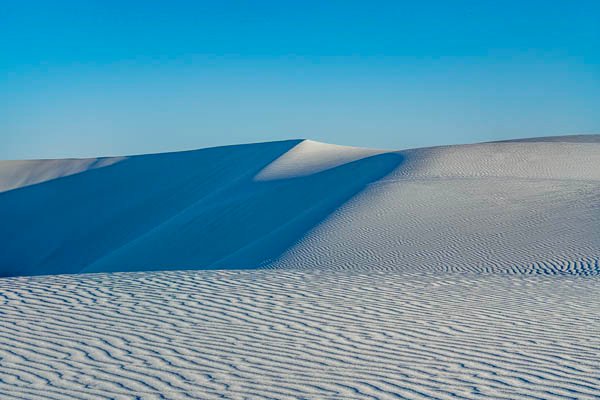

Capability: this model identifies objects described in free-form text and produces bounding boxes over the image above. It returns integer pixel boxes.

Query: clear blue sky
[2,1,599,159]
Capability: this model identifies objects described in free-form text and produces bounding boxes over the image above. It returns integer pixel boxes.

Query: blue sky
[1,1,599,159]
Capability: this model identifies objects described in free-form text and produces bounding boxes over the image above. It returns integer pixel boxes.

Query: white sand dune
[1,135,598,277]
[1,135,599,399]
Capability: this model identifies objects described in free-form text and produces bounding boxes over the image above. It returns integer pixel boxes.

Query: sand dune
[1,135,599,399]
[1,135,598,277]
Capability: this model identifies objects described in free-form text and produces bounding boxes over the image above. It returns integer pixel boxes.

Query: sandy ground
[1,270,599,399]
[0,135,598,398]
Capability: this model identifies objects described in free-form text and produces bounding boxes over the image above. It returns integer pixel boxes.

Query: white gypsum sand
[1,271,599,400]
[0,135,599,399]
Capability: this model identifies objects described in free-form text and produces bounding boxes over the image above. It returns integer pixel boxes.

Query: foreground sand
[2,270,599,399]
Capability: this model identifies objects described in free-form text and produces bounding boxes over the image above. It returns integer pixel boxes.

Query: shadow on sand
[0,141,403,277]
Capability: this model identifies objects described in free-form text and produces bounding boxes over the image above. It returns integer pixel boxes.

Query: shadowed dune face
[0,140,299,276]
[0,140,403,277]
[0,135,599,277]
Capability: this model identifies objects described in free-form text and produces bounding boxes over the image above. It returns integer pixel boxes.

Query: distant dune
[1,135,599,277]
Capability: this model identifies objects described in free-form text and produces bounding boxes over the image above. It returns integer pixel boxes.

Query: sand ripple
[1,270,599,399]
